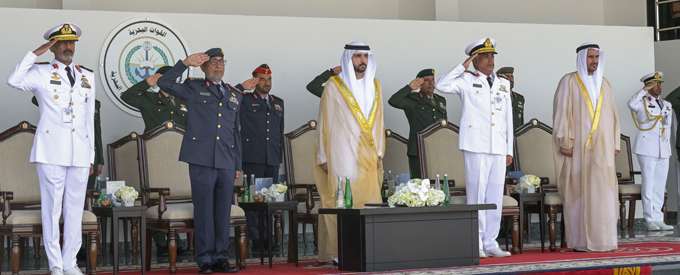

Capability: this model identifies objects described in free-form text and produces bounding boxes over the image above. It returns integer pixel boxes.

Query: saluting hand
[182,53,210,67]
[146,74,162,87]
[409,78,424,90]
[241,77,260,90]
[643,82,658,92]
[34,40,57,56]
[332,66,342,75]
[463,53,478,70]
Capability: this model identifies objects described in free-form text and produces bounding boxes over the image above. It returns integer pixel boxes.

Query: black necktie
[65,67,75,87]
[487,76,493,87]
[656,99,664,109]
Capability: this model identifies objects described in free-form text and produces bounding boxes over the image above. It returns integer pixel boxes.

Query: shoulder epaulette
[498,75,509,80]
[34,62,50,65]
[231,85,243,94]
[271,94,283,101]
[188,77,204,81]
[465,70,480,77]
[78,65,93,72]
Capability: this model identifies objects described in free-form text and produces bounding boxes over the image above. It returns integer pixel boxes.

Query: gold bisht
[314,76,385,263]
[552,72,620,252]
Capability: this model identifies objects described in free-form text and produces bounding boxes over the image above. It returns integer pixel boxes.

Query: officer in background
[387,69,446,178]
[158,48,257,274]
[306,66,341,97]
[121,66,187,133]
[496,67,524,130]
[7,22,95,275]
[240,64,285,249]
[628,72,674,231]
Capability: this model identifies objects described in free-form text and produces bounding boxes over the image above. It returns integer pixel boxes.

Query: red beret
[253,64,272,75]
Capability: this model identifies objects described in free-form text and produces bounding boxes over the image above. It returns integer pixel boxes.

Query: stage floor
[3,224,680,274]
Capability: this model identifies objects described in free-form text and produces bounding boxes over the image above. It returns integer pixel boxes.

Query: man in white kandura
[314,41,385,265]
[436,38,513,258]
[553,43,620,252]
[628,71,674,231]
[6,23,95,275]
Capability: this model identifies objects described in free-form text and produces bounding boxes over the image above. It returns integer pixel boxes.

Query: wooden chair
[140,121,247,273]
[106,132,142,260]
[383,129,409,175]
[513,119,565,252]
[616,134,668,231]
[416,119,520,254]
[0,121,99,275]
[283,120,319,254]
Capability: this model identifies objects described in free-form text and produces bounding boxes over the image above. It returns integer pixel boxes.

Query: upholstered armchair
[283,120,319,254]
[416,119,520,254]
[0,121,99,275]
[513,119,564,252]
[139,121,246,273]
[616,134,667,231]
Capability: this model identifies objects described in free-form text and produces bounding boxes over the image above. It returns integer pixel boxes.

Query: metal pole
[656,0,661,41]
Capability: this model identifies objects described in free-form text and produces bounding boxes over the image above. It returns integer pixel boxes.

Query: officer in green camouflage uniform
[120,66,187,133]
[388,69,447,178]
[497,67,524,172]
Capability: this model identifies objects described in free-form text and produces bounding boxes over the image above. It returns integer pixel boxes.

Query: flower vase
[275,194,285,202]
[123,201,135,207]
[526,186,536,193]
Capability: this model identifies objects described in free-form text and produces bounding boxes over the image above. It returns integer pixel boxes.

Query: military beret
[416,69,434,78]
[44,22,81,41]
[253,64,272,75]
[156,66,172,75]
[205,48,224,58]
[496,67,514,75]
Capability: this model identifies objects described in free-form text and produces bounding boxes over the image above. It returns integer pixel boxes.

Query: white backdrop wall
[0,7,655,209]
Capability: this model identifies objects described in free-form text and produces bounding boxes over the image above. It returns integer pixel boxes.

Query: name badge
[200,92,211,96]
[63,108,73,123]
[494,97,503,111]
[648,105,655,108]
[50,80,61,85]
[473,84,482,88]
[251,104,260,107]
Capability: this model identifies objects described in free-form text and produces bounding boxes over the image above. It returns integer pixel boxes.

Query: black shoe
[198,262,214,274]
[212,259,238,273]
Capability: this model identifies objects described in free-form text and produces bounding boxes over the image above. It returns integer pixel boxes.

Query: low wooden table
[92,206,147,275]
[510,192,546,253]
[239,201,298,268]
[319,204,495,272]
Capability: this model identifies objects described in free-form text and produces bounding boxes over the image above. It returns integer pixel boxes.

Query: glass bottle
[435,174,441,190]
[443,174,451,205]
[344,177,353,208]
[95,176,101,207]
[335,177,345,208]
[242,174,249,203]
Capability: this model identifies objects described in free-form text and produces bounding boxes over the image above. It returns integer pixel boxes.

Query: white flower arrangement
[387,179,445,207]
[261,183,288,199]
[113,186,139,203]
[517,174,541,192]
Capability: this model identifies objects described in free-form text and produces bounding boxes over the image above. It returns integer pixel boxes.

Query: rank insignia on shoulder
[466,70,480,77]
[275,104,282,111]
[52,64,59,69]
[35,62,50,65]
[77,65,93,72]
[499,85,508,93]
[230,96,239,105]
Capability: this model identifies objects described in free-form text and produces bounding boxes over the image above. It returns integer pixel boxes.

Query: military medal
[440,102,446,109]
[180,104,187,112]
[230,96,239,105]
[275,104,282,111]
[499,85,508,93]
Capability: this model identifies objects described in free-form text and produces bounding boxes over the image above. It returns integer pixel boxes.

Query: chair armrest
[0,191,13,224]
[85,189,100,211]
[505,178,518,185]
[305,185,316,212]
[232,185,245,206]
[143,188,170,219]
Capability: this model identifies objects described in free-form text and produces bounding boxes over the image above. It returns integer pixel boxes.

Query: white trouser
[636,155,669,222]
[463,151,505,251]
[36,163,88,271]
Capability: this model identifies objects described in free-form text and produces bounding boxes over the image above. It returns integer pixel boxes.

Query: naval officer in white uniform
[628,71,674,232]
[6,22,95,275]
[436,38,513,258]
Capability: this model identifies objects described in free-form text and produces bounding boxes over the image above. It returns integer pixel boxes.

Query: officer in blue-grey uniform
[239,64,285,249]
[157,48,258,274]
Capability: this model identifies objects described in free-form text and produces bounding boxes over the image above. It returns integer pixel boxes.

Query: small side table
[510,192,545,253]
[92,206,147,275]
[239,201,298,268]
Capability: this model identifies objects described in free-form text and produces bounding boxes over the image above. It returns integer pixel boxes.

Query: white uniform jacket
[7,51,95,167]
[628,88,672,159]
[436,63,513,156]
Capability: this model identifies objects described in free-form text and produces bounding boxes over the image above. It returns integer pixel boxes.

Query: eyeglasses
[208,59,227,66]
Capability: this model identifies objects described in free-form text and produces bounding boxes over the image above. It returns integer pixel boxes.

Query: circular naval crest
[99,18,190,117]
